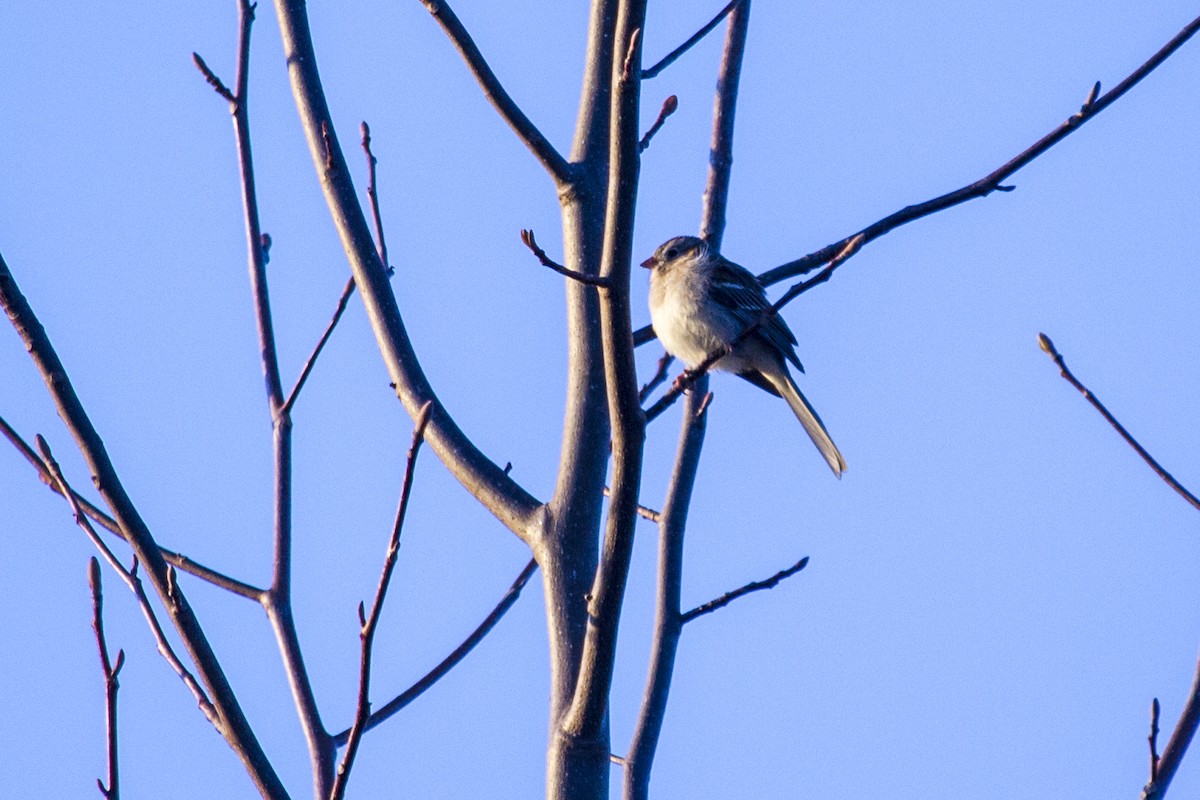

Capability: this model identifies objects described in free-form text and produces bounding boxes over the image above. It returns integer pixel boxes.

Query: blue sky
[2,2,1199,798]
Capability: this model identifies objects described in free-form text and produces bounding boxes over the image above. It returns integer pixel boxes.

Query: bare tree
[2,3,1199,799]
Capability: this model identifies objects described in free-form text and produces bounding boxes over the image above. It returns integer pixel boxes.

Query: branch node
[1083,80,1102,111]
[994,184,1016,193]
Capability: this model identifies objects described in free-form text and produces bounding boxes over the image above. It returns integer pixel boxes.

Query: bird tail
[771,371,846,478]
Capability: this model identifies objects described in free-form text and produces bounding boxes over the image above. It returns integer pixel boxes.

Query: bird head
[641,235,708,271]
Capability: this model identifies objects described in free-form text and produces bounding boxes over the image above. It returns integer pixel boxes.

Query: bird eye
[665,247,678,259]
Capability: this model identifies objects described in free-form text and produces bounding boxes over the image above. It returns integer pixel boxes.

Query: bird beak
[640,256,657,269]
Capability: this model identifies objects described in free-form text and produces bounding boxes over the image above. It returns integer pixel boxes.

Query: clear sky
[2,2,1199,798]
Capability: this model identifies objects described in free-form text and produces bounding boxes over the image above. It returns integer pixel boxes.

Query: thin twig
[632,13,1200,348]
[330,556,540,746]
[1037,334,1200,512]
[627,4,748,796]
[418,0,572,185]
[1143,651,1200,800]
[89,557,124,800]
[757,13,1200,287]
[642,1,739,80]
[2,252,285,797]
[639,95,678,152]
[520,229,611,287]
[638,352,675,403]
[330,402,433,800]
[642,234,862,422]
[603,486,662,523]
[0,415,265,599]
[283,276,357,414]
[36,436,218,725]
[1150,698,1161,782]
[213,0,333,790]
[360,121,390,272]
[681,556,809,624]
[275,0,543,542]
[191,52,235,104]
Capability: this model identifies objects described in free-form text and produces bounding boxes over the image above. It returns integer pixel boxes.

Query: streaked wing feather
[710,260,805,372]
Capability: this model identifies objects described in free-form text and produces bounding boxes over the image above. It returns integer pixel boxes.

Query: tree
[2,2,1198,798]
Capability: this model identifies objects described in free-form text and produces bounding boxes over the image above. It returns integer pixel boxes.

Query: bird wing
[709,259,805,373]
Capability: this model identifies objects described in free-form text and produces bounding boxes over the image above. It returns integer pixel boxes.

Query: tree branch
[626,6,747,795]
[631,12,1200,348]
[0,414,265,599]
[1037,334,1200,512]
[202,3,334,791]
[642,1,738,80]
[757,12,1200,288]
[331,402,432,800]
[638,95,677,153]
[89,557,124,800]
[36,436,219,730]
[416,0,573,186]
[681,556,809,624]
[560,5,648,765]
[0,252,289,799]
[272,0,543,543]
[520,229,612,287]
[330,556,540,747]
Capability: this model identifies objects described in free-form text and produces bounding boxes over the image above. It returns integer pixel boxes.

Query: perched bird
[642,235,846,478]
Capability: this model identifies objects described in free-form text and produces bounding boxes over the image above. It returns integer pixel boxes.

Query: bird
[641,235,846,478]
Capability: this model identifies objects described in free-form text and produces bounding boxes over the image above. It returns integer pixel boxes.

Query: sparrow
[642,235,846,477]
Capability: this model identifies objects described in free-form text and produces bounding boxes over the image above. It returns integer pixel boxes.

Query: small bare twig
[330,556,540,746]
[331,401,433,800]
[1143,652,1200,800]
[283,276,357,414]
[681,556,809,624]
[1150,698,1161,782]
[643,235,862,423]
[89,557,124,800]
[639,95,678,152]
[191,52,235,104]
[638,352,675,403]
[757,13,1200,288]
[360,121,390,272]
[520,229,611,287]
[0,415,264,599]
[603,486,662,523]
[1037,333,1200,512]
[633,13,1200,349]
[642,1,739,80]
[36,436,218,725]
